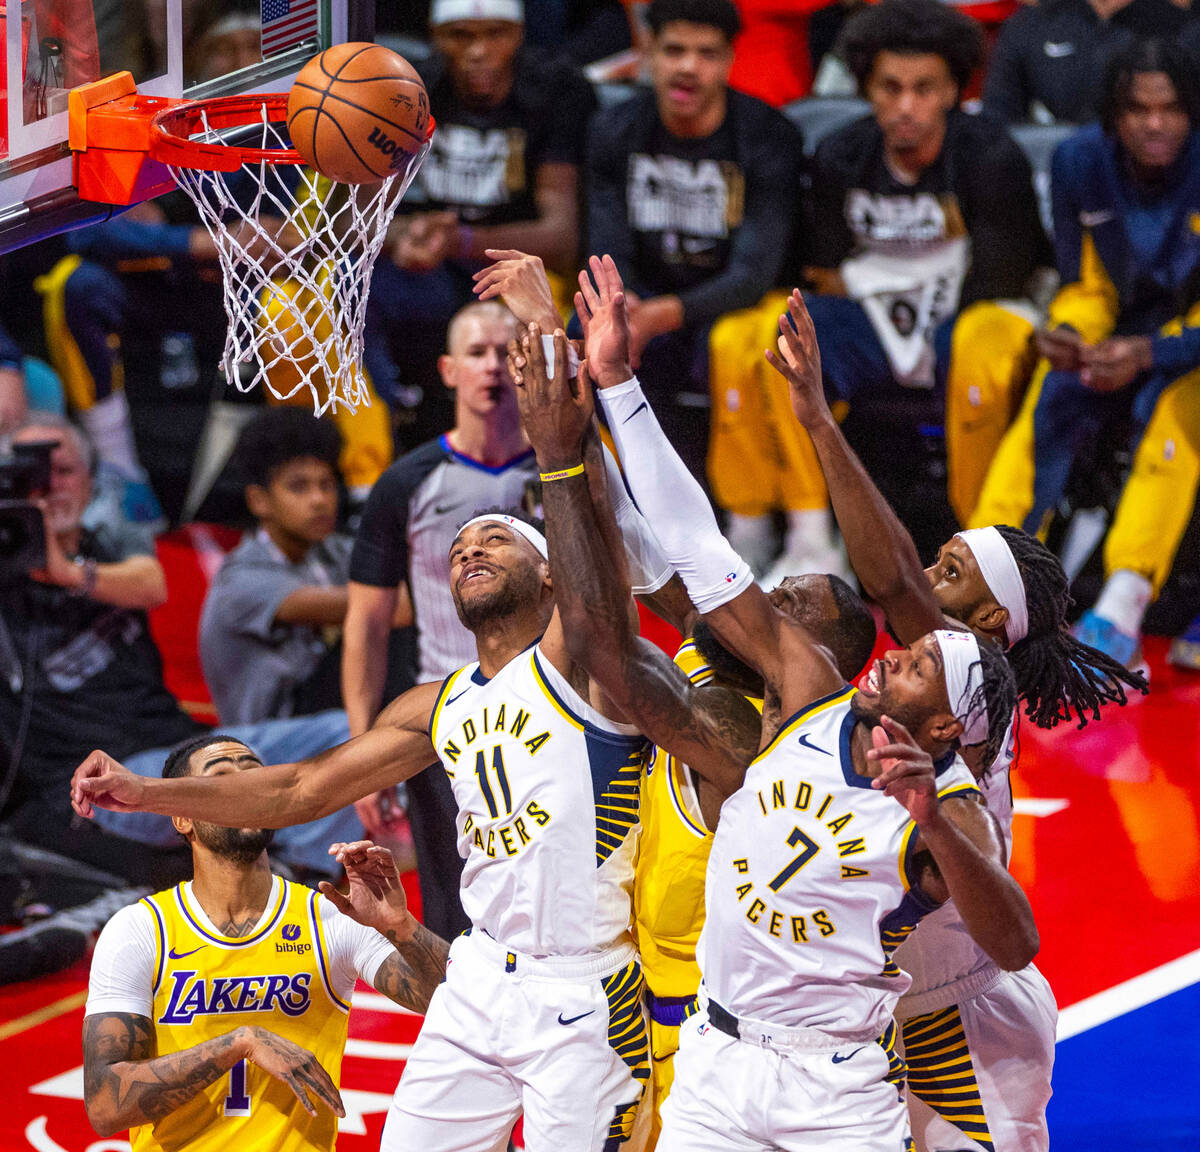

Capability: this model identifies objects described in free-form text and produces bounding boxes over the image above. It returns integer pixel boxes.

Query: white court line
[352,991,419,1016]
[1057,947,1200,1041]
[345,1037,414,1060]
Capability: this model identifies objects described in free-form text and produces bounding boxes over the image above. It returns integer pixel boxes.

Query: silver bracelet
[70,556,99,598]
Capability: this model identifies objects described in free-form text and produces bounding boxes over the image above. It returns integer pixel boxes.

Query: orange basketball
[286,43,430,184]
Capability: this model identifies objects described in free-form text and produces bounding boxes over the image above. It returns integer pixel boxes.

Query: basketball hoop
[70,76,433,416]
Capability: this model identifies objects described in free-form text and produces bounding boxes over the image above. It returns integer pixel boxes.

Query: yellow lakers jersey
[134,877,351,1152]
[634,640,763,998]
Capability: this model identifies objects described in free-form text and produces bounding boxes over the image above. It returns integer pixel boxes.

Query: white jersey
[896,712,1017,1000]
[698,688,980,1038]
[429,644,647,957]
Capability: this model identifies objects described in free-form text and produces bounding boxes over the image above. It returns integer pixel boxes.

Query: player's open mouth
[860,660,883,696]
[460,564,496,587]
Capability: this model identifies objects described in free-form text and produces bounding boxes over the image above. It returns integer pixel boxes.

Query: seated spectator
[799,0,1047,557]
[586,0,805,492]
[972,40,1200,547]
[0,413,360,887]
[983,0,1188,125]
[199,408,352,726]
[365,0,596,447]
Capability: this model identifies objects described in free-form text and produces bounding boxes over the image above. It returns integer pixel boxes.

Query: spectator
[728,0,840,106]
[0,322,27,434]
[983,0,1188,125]
[343,300,536,939]
[798,0,1047,559]
[364,0,596,446]
[0,413,360,887]
[586,0,805,488]
[972,40,1200,549]
[199,409,351,726]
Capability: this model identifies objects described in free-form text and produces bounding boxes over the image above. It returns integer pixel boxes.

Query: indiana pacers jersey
[896,712,1017,997]
[429,643,648,956]
[698,688,980,1039]
[635,639,762,999]
[134,877,351,1152]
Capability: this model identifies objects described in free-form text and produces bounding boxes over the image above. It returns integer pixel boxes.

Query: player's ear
[245,483,270,519]
[974,601,1009,637]
[172,815,194,839]
[439,354,457,390]
[928,711,963,749]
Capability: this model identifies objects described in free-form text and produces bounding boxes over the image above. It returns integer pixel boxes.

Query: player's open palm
[765,289,830,430]
[320,841,409,933]
[575,254,632,388]
[70,751,148,818]
[240,1026,344,1118]
[868,715,939,826]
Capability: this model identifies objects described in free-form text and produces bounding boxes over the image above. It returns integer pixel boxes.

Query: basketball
[286,43,430,184]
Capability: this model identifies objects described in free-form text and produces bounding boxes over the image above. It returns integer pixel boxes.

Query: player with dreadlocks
[768,287,1145,1152]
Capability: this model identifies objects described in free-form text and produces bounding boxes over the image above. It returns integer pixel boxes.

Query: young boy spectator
[798,0,1047,552]
[364,0,596,445]
[199,409,351,726]
[586,0,805,486]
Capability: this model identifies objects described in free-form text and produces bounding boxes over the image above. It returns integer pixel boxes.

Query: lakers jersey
[698,689,979,1038]
[135,877,351,1152]
[896,711,1018,997]
[634,640,762,998]
[429,644,648,956]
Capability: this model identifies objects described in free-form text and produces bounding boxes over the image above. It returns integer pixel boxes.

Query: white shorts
[381,931,650,1152]
[898,964,1056,1152]
[657,1009,912,1152]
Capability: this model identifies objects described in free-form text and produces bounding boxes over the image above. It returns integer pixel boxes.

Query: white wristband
[541,334,580,381]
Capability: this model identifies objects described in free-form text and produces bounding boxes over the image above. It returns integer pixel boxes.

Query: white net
[165,102,429,416]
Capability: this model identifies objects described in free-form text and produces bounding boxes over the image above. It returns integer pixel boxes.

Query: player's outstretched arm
[321,840,450,1015]
[70,682,442,828]
[83,1015,344,1136]
[869,717,1039,971]
[767,290,944,645]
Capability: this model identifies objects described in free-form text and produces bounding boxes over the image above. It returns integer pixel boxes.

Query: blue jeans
[93,711,361,880]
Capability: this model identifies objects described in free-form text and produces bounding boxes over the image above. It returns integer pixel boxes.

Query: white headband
[933,629,989,748]
[458,514,547,559]
[431,0,523,25]
[957,527,1029,647]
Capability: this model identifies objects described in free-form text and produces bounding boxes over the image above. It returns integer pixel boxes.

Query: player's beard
[455,563,542,631]
[849,682,928,741]
[193,822,275,865]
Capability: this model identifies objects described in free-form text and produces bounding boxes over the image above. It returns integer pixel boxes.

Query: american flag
[261,0,319,56]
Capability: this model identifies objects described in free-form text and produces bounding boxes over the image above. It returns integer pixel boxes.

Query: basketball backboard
[0,0,374,252]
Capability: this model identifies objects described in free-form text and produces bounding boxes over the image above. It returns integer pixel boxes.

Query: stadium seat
[781,96,870,156]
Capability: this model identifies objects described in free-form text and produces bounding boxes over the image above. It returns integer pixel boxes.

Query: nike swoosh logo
[445,688,470,707]
[558,1010,596,1025]
[435,502,464,515]
[1043,41,1074,57]
[651,1051,674,1062]
[796,733,832,756]
[622,402,648,423]
[831,1046,864,1064]
[1079,209,1116,228]
[168,945,206,960]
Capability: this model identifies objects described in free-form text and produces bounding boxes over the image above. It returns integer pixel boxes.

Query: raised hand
[71,750,148,819]
[866,715,939,826]
[473,249,561,330]
[240,1027,345,1119]
[513,323,593,470]
[320,840,411,936]
[764,289,831,430]
[574,254,633,388]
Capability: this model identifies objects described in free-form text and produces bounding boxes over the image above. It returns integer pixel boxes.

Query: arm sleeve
[85,903,157,1017]
[586,109,639,285]
[598,433,675,594]
[597,378,753,612]
[674,112,806,326]
[67,217,195,260]
[319,897,398,998]
[981,20,1030,125]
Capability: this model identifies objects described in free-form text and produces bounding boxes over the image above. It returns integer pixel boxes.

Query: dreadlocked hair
[961,639,1019,770]
[994,525,1149,728]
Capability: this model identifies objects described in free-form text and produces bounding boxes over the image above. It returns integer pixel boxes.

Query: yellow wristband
[539,463,585,482]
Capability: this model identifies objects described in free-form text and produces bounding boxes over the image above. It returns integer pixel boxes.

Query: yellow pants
[708,295,1034,523]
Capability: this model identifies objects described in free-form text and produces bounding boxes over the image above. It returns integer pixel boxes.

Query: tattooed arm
[82,1015,344,1137]
[323,841,450,1014]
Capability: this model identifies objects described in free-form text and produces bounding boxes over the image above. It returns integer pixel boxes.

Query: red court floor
[1,636,1197,1151]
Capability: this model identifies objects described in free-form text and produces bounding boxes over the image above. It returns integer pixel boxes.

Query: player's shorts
[657,999,912,1152]
[897,964,1056,1152]
[381,930,651,1152]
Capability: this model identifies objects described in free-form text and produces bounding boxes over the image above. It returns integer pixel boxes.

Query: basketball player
[82,734,448,1150]
[72,511,651,1151]
[516,268,1038,1148]
[766,286,1148,1151]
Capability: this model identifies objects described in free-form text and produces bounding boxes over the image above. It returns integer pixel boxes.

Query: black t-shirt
[0,529,203,813]
[808,110,1049,306]
[409,49,597,227]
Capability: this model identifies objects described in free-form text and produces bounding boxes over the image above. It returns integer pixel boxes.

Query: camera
[0,440,54,583]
